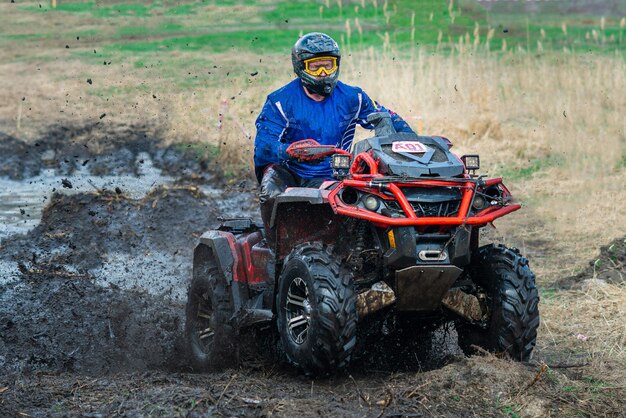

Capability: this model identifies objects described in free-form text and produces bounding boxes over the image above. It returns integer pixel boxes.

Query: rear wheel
[277,242,357,375]
[185,248,237,370]
[457,244,540,361]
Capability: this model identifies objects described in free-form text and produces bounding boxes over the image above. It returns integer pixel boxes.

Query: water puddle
[0,152,173,242]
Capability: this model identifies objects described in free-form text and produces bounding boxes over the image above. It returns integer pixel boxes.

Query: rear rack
[217,218,262,234]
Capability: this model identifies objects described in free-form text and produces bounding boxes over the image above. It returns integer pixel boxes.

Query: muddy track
[0,123,259,377]
[0,187,252,375]
[1,124,624,416]
[0,122,219,181]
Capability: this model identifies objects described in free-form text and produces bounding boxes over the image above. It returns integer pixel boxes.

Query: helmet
[292,32,341,97]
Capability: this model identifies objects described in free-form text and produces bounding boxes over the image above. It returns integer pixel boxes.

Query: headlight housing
[461,154,480,171]
[331,154,351,169]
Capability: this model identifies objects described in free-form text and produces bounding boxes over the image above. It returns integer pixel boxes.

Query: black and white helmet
[291,32,341,97]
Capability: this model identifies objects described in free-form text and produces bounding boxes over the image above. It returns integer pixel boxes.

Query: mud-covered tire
[277,242,357,375]
[457,244,540,361]
[185,248,237,370]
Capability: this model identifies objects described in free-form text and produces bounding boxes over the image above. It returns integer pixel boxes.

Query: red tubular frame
[350,152,379,175]
[327,177,520,227]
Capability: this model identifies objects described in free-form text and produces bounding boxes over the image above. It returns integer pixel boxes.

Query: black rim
[285,276,311,345]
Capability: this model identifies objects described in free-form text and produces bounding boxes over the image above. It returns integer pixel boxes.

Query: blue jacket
[254,78,414,181]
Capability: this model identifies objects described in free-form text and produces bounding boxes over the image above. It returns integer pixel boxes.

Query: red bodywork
[228,147,519,284]
[325,146,519,229]
[212,230,270,285]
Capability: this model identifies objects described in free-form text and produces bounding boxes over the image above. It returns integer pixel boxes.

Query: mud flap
[395,265,462,311]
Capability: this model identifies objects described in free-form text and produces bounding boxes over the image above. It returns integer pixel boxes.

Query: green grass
[22,1,153,17]
[22,1,96,13]
[105,29,302,54]
[618,154,626,170]
[13,0,624,58]
[116,26,151,37]
[4,1,624,91]
[164,3,203,16]
[540,288,558,302]
[498,155,566,181]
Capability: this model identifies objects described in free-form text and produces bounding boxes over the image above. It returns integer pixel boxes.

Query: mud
[1,124,623,416]
[2,354,622,417]
[0,122,219,181]
[555,235,626,289]
[0,123,259,379]
[0,186,257,375]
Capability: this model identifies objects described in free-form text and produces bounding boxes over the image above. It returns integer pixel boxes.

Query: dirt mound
[2,186,221,273]
[0,123,219,180]
[555,235,625,289]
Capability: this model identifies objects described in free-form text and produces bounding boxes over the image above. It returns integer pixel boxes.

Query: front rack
[326,176,520,227]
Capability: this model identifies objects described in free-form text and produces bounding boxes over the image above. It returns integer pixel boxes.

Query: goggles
[303,56,338,77]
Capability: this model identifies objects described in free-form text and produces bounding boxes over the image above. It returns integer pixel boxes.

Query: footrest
[238,308,273,328]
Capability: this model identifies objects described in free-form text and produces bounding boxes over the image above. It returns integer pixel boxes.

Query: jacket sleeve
[254,98,290,182]
[356,90,414,134]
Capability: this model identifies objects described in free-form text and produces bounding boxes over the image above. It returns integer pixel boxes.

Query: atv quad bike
[185,113,539,375]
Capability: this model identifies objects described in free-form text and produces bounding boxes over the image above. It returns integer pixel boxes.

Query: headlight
[472,194,487,211]
[363,195,380,211]
[331,154,351,169]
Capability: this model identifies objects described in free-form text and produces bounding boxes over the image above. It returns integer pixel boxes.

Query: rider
[254,32,414,244]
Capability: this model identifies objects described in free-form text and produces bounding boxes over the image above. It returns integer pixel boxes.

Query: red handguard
[286,139,338,162]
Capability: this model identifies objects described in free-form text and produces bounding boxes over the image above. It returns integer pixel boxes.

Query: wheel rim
[285,276,311,345]
[192,291,214,354]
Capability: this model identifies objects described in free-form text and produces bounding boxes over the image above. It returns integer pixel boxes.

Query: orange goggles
[303,56,338,76]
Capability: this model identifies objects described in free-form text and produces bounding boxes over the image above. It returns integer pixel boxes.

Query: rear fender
[195,231,249,312]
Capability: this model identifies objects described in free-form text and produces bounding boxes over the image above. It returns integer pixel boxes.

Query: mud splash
[0,123,258,377]
[0,186,258,374]
[0,152,174,240]
[0,121,233,241]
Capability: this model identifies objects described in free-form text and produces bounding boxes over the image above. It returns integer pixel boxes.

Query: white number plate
[391,141,428,154]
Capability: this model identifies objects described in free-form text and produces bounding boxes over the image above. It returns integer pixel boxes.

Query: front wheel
[457,244,540,361]
[276,243,357,375]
